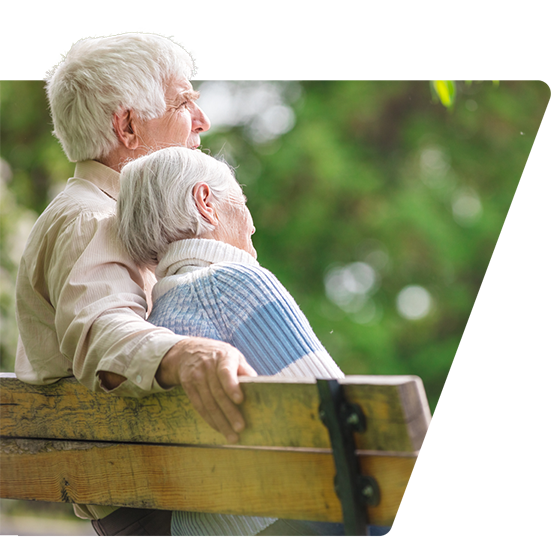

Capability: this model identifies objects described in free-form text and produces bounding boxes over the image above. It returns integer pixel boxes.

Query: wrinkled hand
[156,337,257,443]
[448,459,528,509]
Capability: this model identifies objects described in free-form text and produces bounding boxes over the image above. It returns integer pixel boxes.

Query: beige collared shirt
[15,161,184,519]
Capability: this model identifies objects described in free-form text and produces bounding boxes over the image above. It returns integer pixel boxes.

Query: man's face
[135,78,210,151]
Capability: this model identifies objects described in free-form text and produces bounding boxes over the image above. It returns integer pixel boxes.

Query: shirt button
[136,375,142,384]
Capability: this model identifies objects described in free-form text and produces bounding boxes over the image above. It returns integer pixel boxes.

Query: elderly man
[14,33,256,535]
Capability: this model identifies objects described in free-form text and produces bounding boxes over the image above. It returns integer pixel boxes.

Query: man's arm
[19,200,254,442]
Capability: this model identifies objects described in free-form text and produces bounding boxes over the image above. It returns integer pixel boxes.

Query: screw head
[363,484,374,498]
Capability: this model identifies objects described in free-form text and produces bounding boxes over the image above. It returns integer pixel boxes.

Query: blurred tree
[196,80,548,411]
[1,81,73,371]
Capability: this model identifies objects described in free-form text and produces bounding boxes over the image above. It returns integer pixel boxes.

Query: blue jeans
[257,484,551,537]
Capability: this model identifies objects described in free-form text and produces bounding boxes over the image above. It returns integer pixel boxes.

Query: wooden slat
[0,438,415,526]
[0,374,430,452]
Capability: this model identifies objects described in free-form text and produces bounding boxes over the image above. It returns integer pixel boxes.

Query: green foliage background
[0,80,548,413]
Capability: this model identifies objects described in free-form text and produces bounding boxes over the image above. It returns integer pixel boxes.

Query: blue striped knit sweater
[148,238,343,536]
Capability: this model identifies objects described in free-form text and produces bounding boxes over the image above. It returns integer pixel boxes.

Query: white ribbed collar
[156,238,259,279]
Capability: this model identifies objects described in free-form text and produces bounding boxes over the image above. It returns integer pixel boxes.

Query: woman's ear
[193,183,219,226]
[112,109,140,150]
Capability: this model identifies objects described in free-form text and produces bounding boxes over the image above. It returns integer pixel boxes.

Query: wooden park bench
[0,372,431,535]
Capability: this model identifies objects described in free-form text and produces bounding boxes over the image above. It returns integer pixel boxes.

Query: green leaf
[431,80,456,109]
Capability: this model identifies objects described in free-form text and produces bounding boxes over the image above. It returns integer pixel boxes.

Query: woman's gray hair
[118,147,235,266]
[46,33,196,162]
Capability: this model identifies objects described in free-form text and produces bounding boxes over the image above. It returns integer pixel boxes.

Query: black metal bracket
[317,378,380,536]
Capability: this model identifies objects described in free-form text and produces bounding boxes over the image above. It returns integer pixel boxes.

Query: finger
[216,353,257,406]
[237,356,258,378]
[207,370,246,434]
[214,353,243,404]
[233,356,258,404]
[183,382,218,432]
[194,373,241,443]
[183,376,239,443]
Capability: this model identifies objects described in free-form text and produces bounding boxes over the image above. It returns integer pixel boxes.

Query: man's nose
[193,105,211,133]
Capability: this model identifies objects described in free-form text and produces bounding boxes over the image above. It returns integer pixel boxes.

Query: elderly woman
[117,146,345,536]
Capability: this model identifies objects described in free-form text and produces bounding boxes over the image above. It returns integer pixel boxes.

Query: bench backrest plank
[0,374,430,452]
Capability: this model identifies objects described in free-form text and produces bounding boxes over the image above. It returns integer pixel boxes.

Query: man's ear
[193,183,219,226]
[112,109,140,150]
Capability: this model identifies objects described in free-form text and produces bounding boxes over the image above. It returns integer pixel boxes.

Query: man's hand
[155,337,257,443]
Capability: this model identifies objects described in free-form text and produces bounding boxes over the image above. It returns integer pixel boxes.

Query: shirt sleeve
[209,264,344,379]
[40,210,182,396]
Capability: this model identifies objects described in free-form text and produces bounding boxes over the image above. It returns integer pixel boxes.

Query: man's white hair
[46,33,196,162]
[118,147,235,266]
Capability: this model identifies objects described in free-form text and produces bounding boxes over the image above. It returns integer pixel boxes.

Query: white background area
[7,3,550,83]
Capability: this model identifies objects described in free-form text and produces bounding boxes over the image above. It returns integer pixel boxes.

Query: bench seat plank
[0,438,415,525]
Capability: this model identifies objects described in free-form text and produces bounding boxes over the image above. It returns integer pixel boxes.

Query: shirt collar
[156,238,259,279]
[73,160,120,201]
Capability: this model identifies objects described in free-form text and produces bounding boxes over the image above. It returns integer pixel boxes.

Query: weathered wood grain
[0,438,415,525]
[0,373,429,526]
[0,374,430,452]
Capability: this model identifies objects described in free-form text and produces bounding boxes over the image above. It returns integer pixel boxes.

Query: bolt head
[363,485,374,498]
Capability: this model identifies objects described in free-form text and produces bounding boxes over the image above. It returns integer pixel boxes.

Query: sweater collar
[156,238,259,279]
